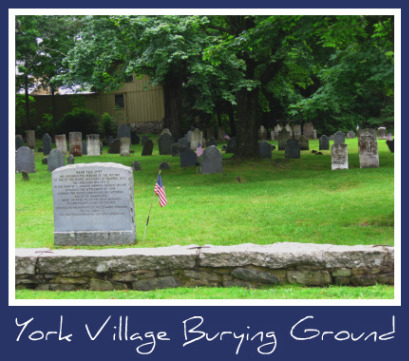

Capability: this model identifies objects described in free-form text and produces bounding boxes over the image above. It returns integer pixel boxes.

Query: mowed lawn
[14,137,394,249]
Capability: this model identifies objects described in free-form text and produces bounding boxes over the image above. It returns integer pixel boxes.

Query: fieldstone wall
[15,243,394,291]
[132,121,163,134]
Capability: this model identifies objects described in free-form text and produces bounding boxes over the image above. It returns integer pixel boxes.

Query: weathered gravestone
[52,163,136,246]
[201,145,223,174]
[158,133,173,155]
[180,149,198,168]
[378,127,387,140]
[270,131,275,141]
[16,135,24,150]
[207,137,218,147]
[258,141,274,159]
[258,125,267,140]
[178,137,190,149]
[358,128,379,168]
[274,124,283,136]
[131,131,140,145]
[285,124,293,137]
[313,130,317,139]
[347,131,356,139]
[82,141,88,155]
[186,130,193,143]
[69,132,82,156]
[117,124,131,139]
[87,134,100,156]
[319,135,329,150]
[16,146,35,173]
[26,130,35,149]
[108,139,121,154]
[142,139,154,156]
[331,144,348,170]
[293,124,302,139]
[303,122,314,139]
[285,139,300,159]
[141,136,150,145]
[333,131,346,144]
[190,128,203,150]
[161,128,172,136]
[120,137,131,156]
[226,137,237,153]
[132,161,142,171]
[171,143,187,157]
[298,135,309,150]
[48,149,65,172]
[278,128,291,151]
[42,133,52,155]
[67,154,75,165]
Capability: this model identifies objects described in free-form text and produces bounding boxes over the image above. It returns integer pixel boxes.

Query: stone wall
[15,243,394,291]
[132,121,163,134]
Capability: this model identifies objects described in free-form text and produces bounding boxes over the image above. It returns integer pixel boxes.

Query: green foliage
[57,107,100,135]
[98,112,116,137]
[36,113,54,135]
[15,94,35,133]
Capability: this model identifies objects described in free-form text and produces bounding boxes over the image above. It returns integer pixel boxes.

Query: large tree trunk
[24,75,30,129]
[163,72,184,138]
[51,85,57,135]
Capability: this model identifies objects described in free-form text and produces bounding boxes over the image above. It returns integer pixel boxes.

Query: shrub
[98,112,116,137]
[57,108,100,135]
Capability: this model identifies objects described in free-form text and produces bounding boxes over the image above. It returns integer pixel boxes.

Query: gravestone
[82,141,88,155]
[132,161,142,171]
[319,135,329,150]
[378,127,387,140]
[285,124,293,137]
[47,149,65,172]
[171,143,187,157]
[131,131,140,145]
[347,131,356,139]
[16,135,24,150]
[180,149,198,168]
[161,128,172,136]
[67,154,75,165]
[293,124,302,139]
[87,134,100,156]
[159,162,171,170]
[141,136,150,145]
[52,163,136,246]
[42,133,52,155]
[206,137,218,147]
[270,131,275,141]
[298,135,309,150]
[303,122,314,139]
[186,130,193,143]
[278,128,291,150]
[201,145,223,174]
[178,137,190,149]
[226,138,237,153]
[108,139,121,154]
[333,131,346,144]
[120,137,131,156]
[258,125,267,140]
[331,144,348,170]
[358,128,379,168]
[285,139,300,159]
[117,124,131,139]
[158,133,173,155]
[386,139,394,153]
[313,130,317,139]
[190,128,203,150]
[258,141,273,159]
[69,132,82,156]
[100,142,103,155]
[26,130,35,149]
[142,139,154,156]
[274,124,283,135]
[15,146,35,173]
[329,135,335,141]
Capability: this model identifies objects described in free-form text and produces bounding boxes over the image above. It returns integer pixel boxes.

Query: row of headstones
[263,123,317,141]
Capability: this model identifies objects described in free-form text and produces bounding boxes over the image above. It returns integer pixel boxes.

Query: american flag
[154,174,167,207]
[196,142,203,157]
[387,133,392,141]
[224,134,231,141]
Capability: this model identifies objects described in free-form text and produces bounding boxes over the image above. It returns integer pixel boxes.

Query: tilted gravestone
[158,133,173,155]
[16,135,24,150]
[319,135,329,150]
[278,128,291,150]
[226,138,237,153]
[16,146,35,173]
[42,133,52,155]
[178,137,190,149]
[26,130,35,149]
[171,143,187,157]
[142,139,154,156]
[378,127,387,140]
[201,145,223,174]
[333,131,346,145]
[52,163,136,246]
[47,149,65,172]
[108,139,121,154]
[120,137,131,156]
[358,128,379,168]
[285,139,300,159]
[117,124,131,139]
[180,149,198,168]
[331,144,348,170]
[87,134,100,156]
[303,122,314,139]
[258,141,273,159]
[298,135,309,150]
[69,132,82,156]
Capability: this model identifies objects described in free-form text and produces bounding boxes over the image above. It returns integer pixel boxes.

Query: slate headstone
[358,128,379,168]
[347,131,356,139]
[142,139,154,156]
[132,161,142,171]
[82,140,88,155]
[42,133,52,155]
[26,130,35,149]
[67,154,75,165]
[331,144,348,170]
[334,131,346,145]
[117,124,131,139]
[120,137,131,156]
[278,128,291,151]
[158,133,173,155]
[87,134,100,156]
[141,136,150,145]
[159,162,171,170]
[52,163,136,246]
[319,135,329,150]
[258,141,273,159]
[47,148,65,172]
[303,122,314,139]
[15,146,35,173]
[178,137,190,149]
[285,139,300,159]
[226,137,237,153]
[298,135,309,150]
[180,149,198,168]
[201,145,223,174]
[378,127,387,140]
[69,132,82,156]
[171,142,187,157]
[108,139,121,154]
[16,135,24,150]
[131,131,140,145]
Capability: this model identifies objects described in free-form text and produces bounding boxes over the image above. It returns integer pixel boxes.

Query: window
[115,94,124,109]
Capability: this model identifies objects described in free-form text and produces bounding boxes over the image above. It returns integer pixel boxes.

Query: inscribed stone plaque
[258,141,273,158]
[201,145,223,174]
[226,138,237,153]
[52,163,136,245]
[298,135,309,150]
[378,127,387,140]
[319,135,329,150]
[87,134,100,156]
[180,149,198,167]
[108,139,121,154]
[303,123,314,139]
[358,128,379,168]
[117,124,131,139]
[42,133,52,155]
[120,137,131,156]
[16,146,35,173]
[278,128,291,150]
[334,131,346,144]
[142,139,154,156]
[331,144,348,170]
[47,149,65,172]
[285,139,300,159]
[16,135,24,150]
[158,133,173,155]
[26,130,35,149]
[69,132,82,156]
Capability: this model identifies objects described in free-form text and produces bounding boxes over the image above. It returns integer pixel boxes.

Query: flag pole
[143,170,161,242]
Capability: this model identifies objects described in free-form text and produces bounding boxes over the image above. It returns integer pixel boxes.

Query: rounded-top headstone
[201,145,223,174]
[48,148,65,172]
